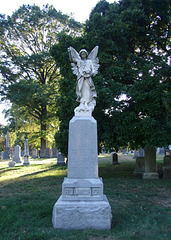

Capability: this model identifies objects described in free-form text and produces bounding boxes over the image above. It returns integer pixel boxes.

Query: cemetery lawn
[0,155,170,240]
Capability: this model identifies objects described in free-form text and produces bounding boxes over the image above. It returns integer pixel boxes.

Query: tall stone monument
[52,46,112,230]
[23,139,30,166]
[3,131,10,160]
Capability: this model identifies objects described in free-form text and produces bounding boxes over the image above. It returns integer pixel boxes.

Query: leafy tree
[51,0,171,156]
[85,0,171,151]
[0,4,82,149]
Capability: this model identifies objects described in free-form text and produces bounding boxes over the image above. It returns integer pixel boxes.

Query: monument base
[143,172,159,179]
[23,155,30,166]
[52,195,112,230]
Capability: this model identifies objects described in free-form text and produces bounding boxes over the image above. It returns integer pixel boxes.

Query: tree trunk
[41,122,47,149]
[40,104,47,150]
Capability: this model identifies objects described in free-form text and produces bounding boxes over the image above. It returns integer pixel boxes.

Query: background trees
[0,4,82,149]
[51,0,171,155]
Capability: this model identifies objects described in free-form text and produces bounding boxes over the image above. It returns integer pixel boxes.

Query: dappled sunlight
[0,163,67,186]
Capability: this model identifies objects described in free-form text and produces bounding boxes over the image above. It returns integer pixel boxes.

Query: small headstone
[39,148,45,158]
[163,155,171,179]
[52,148,58,158]
[32,149,38,158]
[111,152,119,165]
[13,145,22,163]
[8,161,16,167]
[134,157,145,177]
[23,139,30,166]
[139,148,144,157]
[133,151,139,159]
[122,148,128,154]
[44,148,52,158]
[57,152,65,166]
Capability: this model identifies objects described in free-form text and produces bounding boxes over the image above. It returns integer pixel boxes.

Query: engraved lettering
[91,187,101,196]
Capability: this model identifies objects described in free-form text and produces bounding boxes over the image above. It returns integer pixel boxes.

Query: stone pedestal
[3,147,10,160]
[52,116,112,229]
[23,139,30,166]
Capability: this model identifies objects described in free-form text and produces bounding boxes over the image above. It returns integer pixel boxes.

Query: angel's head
[79,49,88,59]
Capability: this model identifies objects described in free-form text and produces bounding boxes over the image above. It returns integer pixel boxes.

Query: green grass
[0,155,170,240]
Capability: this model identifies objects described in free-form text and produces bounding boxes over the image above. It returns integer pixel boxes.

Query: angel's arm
[68,46,80,63]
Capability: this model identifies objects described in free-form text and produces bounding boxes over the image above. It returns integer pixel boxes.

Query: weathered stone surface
[52,115,112,230]
[67,116,98,179]
[134,157,145,177]
[57,152,65,166]
[52,195,112,230]
[13,145,22,163]
[8,161,16,167]
[143,172,159,179]
[23,139,30,166]
[62,178,103,201]
[32,149,38,158]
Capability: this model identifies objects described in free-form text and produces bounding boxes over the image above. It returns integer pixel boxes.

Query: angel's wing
[88,46,99,76]
[68,46,81,76]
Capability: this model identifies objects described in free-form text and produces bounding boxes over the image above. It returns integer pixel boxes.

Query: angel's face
[80,51,87,60]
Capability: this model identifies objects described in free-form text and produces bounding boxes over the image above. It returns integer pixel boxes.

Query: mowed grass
[0,154,170,240]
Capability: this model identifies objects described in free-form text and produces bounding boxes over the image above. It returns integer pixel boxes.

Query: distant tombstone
[39,148,45,158]
[139,148,144,157]
[163,155,171,179]
[52,148,58,158]
[133,151,139,159]
[111,152,119,165]
[122,148,128,154]
[13,145,22,163]
[57,152,65,166]
[159,147,165,154]
[45,148,52,158]
[134,157,145,177]
[8,161,16,167]
[3,131,10,160]
[32,149,38,158]
[23,139,30,166]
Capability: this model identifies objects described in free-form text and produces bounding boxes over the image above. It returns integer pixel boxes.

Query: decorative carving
[68,46,99,116]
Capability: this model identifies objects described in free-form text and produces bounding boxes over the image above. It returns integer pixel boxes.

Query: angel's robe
[76,59,97,105]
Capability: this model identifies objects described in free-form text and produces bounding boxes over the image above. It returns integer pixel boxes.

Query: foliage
[84,0,171,150]
[0,4,82,149]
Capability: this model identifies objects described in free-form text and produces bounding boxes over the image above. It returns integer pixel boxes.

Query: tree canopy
[51,0,171,155]
[0,4,82,149]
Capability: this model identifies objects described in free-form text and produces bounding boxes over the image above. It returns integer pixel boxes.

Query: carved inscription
[64,187,74,196]
[75,188,91,196]
[91,187,101,196]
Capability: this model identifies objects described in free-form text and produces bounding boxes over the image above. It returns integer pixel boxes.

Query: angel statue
[68,46,99,116]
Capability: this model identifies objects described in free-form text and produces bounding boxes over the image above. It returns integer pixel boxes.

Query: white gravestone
[13,145,22,163]
[52,47,112,230]
[23,139,30,166]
